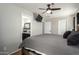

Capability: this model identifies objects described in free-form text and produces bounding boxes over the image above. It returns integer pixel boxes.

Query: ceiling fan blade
[39,8,46,10]
[51,8,61,10]
[42,10,47,14]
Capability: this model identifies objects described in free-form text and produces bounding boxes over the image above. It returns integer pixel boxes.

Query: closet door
[58,19,66,35]
[44,22,52,34]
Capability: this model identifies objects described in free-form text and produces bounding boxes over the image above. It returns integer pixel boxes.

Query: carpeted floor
[20,34,79,55]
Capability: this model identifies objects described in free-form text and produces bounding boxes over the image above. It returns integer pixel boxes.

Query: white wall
[22,8,43,36]
[58,19,67,35]
[51,19,58,34]
[31,14,43,36]
[44,22,52,34]
[58,16,74,35]
[22,17,31,28]
[0,4,43,54]
[0,4,22,54]
[48,15,74,35]
[66,15,74,31]
[22,8,33,29]
[31,21,43,36]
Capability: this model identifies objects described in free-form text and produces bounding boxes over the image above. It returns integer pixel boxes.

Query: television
[35,14,43,22]
[77,13,79,24]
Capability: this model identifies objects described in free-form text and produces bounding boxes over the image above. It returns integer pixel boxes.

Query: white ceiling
[15,3,79,18]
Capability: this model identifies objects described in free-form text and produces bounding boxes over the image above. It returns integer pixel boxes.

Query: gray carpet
[20,34,79,55]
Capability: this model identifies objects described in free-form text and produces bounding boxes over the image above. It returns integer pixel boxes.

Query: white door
[44,22,52,34]
[58,19,67,35]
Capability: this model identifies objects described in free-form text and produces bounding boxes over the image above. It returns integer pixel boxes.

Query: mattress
[20,34,79,55]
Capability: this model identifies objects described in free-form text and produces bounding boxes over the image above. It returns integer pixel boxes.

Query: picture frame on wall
[24,23,30,29]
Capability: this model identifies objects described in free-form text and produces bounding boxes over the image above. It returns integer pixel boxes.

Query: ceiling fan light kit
[47,10,51,13]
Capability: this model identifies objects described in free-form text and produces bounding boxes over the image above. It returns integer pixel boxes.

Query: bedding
[67,31,79,45]
[20,34,79,55]
[63,31,71,39]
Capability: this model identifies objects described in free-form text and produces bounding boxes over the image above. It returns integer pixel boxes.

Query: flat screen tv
[35,14,43,22]
[77,13,79,24]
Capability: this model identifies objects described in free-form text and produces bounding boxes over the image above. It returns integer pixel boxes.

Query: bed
[20,34,79,55]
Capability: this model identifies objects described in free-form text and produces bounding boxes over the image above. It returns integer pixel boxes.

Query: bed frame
[10,47,42,55]
[10,48,30,55]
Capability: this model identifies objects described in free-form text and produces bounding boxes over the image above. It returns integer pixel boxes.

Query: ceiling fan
[39,3,61,14]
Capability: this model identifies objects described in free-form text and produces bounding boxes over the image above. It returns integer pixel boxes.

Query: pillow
[63,31,72,39]
[67,31,79,45]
